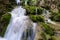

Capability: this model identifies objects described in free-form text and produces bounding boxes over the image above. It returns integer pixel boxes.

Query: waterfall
[16,0,20,5]
[4,6,36,40]
[0,0,37,40]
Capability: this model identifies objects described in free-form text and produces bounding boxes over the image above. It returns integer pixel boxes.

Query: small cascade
[36,7,38,15]
[43,9,56,24]
[25,0,28,5]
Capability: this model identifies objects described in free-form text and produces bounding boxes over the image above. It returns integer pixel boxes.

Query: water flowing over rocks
[0,0,60,40]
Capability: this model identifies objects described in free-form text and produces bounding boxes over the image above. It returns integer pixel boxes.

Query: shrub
[50,12,60,22]
[24,6,36,15]
[30,15,37,22]
[0,13,11,37]
[1,13,11,23]
[37,7,43,15]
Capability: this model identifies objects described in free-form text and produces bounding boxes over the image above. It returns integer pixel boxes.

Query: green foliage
[24,5,43,15]
[0,13,11,37]
[1,13,11,23]
[54,14,60,21]
[24,6,36,15]
[30,15,37,22]
[21,0,37,6]
[50,12,58,21]
[29,0,37,6]
[50,12,60,22]
[30,15,44,22]
[49,36,56,40]
[37,7,43,15]
[42,23,54,36]
[37,15,44,22]
[42,32,48,40]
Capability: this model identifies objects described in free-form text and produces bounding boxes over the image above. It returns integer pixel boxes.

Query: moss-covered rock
[24,6,36,15]
[24,5,43,15]
[49,36,56,40]
[0,13,11,37]
[30,15,37,22]
[54,14,60,22]
[30,15,44,22]
[36,15,44,22]
[50,12,60,22]
[50,12,57,21]
[1,13,11,22]
[42,23,54,36]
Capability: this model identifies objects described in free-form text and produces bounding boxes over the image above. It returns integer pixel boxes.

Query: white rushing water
[25,0,28,5]
[16,0,20,4]
[43,9,56,24]
[0,0,37,40]
[4,6,36,40]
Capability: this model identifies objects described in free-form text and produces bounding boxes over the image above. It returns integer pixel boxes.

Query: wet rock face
[20,17,34,40]
[21,28,33,40]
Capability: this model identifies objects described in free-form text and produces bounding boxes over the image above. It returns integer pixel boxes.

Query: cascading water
[25,0,28,5]
[16,0,20,5]
[0,0,37,40]
[43,9,56,24]
[4,6,36,40]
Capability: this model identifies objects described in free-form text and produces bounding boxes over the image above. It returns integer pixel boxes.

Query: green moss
[37,15,44,22]
[24,6,36,15]
[49,36,56,40]
[37,7,43,15]
[1,13,11,22]
[0,13,11,37]
[24,5,43,15]
[50,12,57,21]
[30,15,37,22]
[50,12,60,22]
[30,15,44,22]
[54,14,60,22]
[42,23,54,36]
